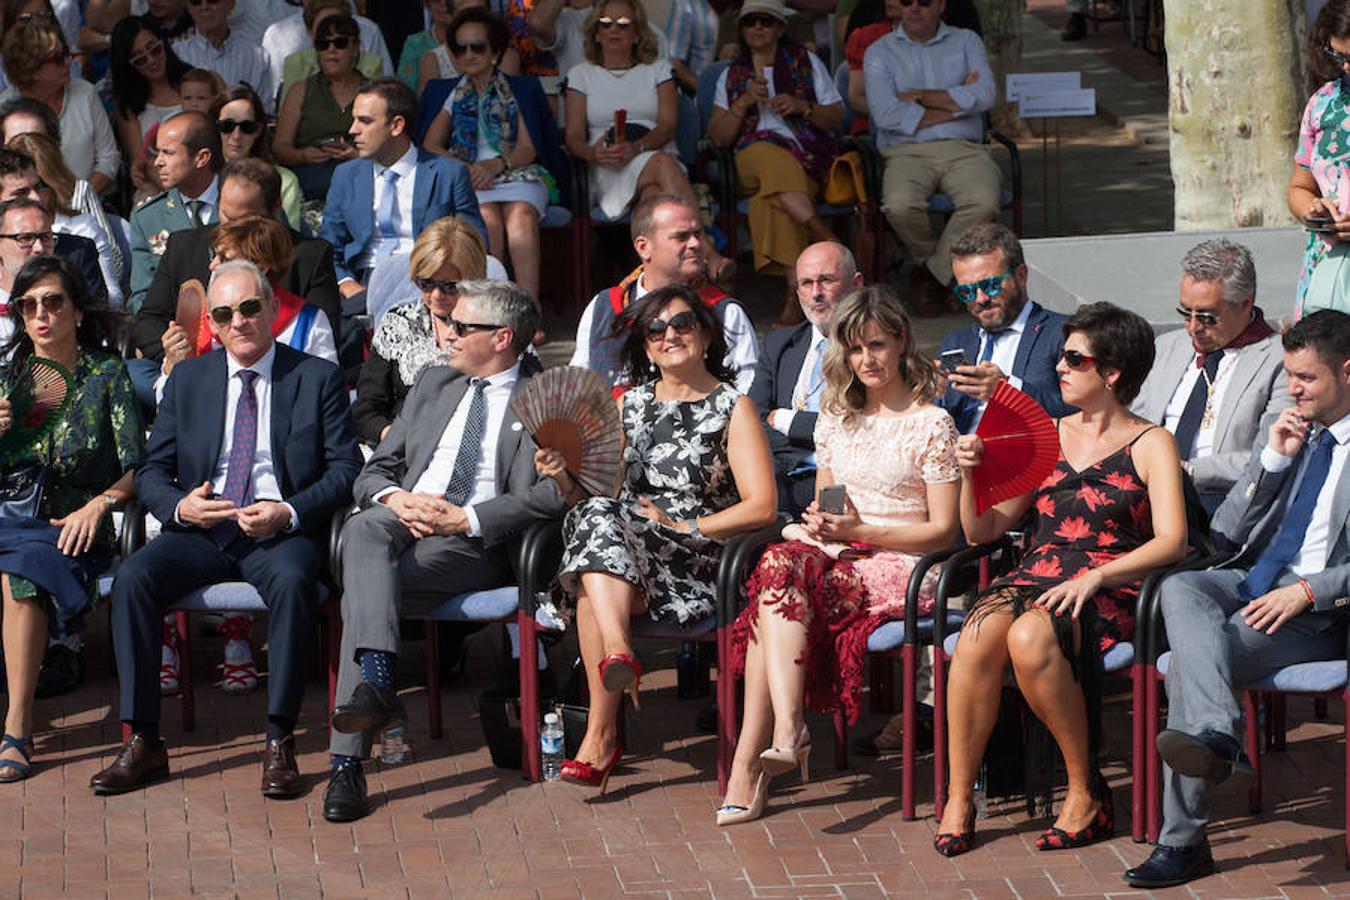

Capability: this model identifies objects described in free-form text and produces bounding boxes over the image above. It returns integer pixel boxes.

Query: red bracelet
[1298,578,1316,608]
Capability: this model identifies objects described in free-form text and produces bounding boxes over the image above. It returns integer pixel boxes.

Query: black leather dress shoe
[35,643,83,699]
[261,736,303,798]
[1124,843,1215,888]
[331,682,406,736]
[323,765,370,823]
[90,734,170,795]
[1156,728,1254,784]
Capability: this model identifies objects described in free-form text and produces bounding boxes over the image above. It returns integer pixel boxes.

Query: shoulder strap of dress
[1126,424,1160,447]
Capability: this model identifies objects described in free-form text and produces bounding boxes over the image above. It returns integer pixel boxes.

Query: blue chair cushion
[929,189,1015,215]
[170,582,329,612]
[943,630,1133,672]
[588,207,631,226]
[540,205,572,229]
[867,612,967,652]
[1156,651,1344,693]
[632,615,716,638]
[424,586,519,622]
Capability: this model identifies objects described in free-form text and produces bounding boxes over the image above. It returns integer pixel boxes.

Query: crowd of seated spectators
[0,3,1347,895]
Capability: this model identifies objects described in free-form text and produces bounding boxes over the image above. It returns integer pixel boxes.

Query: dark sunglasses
[449,40,489,55]
[645,310,698,340]
[0,230,53,248]
[209,296,265,325]
[952,270,1012,304]
[1175,305,1221,327]
[596,15,634,28]
[16,10,54,23]
[15,292,66,317]
[416,276,460,295]
[187,0,222,6]
[217,118,260,135]
[314,36,353,52]
[898,0,935,6]
[1326,44,1350,66]
[42,49,69,67]
[740,13,779,27]
[129,40,164,67]
[447,317,504,337]
[1059,349,1098,370]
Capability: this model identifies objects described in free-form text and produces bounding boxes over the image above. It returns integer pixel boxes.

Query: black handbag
[0,465,47,520]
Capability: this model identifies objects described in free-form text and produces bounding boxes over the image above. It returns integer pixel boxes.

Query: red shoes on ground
[559,653,643,793]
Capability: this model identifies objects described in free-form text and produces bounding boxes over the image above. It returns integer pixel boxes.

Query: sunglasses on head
[314,36,352,51]
[1059,349,1098,370]
[445,317,504,337]
[217,118,260,135]
[597,15,634,27]
[952,270,1012,304]
[645,310,698,340]
[15,292,66,317]
[1326,43,1350,66]
[129,40,164,67]
[1175,304,1221,327]
[209,296,265,325]
[449,40,489,55]
[416,276,460,295]
[0,230,53,248]
[741,13,779,27]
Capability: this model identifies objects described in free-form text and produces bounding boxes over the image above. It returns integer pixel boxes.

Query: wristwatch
[686,518,703,540]
[100,493,118,510]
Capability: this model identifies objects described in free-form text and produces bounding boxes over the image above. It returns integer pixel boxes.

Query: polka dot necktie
[444,378,488,507]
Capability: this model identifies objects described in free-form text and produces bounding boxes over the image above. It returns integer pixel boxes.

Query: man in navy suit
[749,241,863,516]
[93,260,362,800]
[938,223,1074,433]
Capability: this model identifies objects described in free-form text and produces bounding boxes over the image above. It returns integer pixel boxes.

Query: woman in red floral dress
[934,303,1188,857]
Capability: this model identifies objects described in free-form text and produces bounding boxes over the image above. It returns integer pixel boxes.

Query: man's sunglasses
[0,230,53,248]
[443,317,503,337]
[41,50,69,67]
[645,310,698,340]
[898,0,935,6]
[416,276,460,295]
[209,296,265,325]
[1059,349,1098,370]
[188,0,223,6]
[597,15,634,28]
[129,41,164,67]
[1175,305,1220,327]
[315,37,353,52]
[449,40,489,55]
[1326,44,1350,66]
[15,292,66,317]
[217,118,260,135]
[952,270,1012,304]
[741,13,779,27]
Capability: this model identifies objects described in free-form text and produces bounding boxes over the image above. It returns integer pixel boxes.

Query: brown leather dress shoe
[261,735,302,798]
[90,734,169,795]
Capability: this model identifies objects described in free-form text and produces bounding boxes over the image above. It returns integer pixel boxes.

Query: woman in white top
[0,21,119,195]
[109,19,190,197]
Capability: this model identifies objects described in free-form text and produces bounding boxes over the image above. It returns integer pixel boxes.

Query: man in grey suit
[1125,310,1350,889]
[1132,239,1289,510]
[322,281,563,823]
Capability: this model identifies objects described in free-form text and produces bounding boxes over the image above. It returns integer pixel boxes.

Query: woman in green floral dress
[0,256,143,782]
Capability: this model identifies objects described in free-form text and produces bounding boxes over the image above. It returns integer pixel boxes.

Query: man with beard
[938,223,1074,433]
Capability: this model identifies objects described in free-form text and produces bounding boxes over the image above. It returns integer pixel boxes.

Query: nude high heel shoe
[759,724,811,782]
[716,772,768,826]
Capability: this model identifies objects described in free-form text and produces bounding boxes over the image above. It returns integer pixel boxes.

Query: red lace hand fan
[174,278,211,357]
[972,380,1058,514]
[0,356,73,464]
[511,366,622,498]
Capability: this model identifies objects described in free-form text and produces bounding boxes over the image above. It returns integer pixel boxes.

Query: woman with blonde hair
[351,216,490,447]
[719,284,961,825]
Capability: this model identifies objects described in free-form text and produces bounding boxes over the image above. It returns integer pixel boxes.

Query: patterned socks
[331,754,362,773]
[358,649,395,690]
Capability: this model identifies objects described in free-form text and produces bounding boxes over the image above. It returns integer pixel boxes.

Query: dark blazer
[937,300,1075,433]
[54,232,109,309]
[748,321,819,475]
[129,223,340,361]
[135,343,362,537]
[319,149,486,284]
[354,362,563,550]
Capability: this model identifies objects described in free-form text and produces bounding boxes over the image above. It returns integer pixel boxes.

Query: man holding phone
[937,223,1074,433]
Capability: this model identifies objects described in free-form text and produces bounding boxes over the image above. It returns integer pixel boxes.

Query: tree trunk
[1167,0,1306,229]
[973,0,1026,134]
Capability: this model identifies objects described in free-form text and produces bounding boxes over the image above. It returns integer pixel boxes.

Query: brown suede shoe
[90,734,169,795]
[261,735,303,798]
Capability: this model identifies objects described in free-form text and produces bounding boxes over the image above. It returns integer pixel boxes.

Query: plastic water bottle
[676,643,699,699]
[380,725,406,765]
[973,762,989,820]
[541,713,565,781]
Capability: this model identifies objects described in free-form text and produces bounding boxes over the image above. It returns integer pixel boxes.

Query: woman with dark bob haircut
[534,284,777,791]
[0,256,142,782]
[934,301,1186,856]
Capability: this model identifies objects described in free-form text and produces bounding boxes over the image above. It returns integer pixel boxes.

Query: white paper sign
[1019,88,1097,118]
[1006,71,1081,101]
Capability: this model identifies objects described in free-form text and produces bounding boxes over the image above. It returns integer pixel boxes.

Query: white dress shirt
[1162,351,1240,461]
[55,210,123,310]
[967,299,1032,429]
[351,144,419,277]
[173,32,276,114]
[179,177,220,226]
[772,328,829,437]
[1257,412,1350,581]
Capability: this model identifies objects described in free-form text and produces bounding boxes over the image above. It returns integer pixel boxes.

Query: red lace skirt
[728,540,932,725]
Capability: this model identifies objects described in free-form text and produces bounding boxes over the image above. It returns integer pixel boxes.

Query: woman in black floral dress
[0,257,143,782]
[536,285,777,790]
[935,303,1187,856]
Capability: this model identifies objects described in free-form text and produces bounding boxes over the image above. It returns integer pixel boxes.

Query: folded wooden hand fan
[0,356,73,464]
[511,366,622,497]
[175,278,210,357]
[972,380,1059,514]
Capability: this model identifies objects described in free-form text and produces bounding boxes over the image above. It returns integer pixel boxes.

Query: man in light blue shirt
[862,0,1000,313]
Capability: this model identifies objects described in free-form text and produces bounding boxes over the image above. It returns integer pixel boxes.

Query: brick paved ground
[9,615,1350,898]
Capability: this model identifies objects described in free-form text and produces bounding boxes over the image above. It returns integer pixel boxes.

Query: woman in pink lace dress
[718,285,960,825]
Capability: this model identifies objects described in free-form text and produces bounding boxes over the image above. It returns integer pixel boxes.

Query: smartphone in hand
[939,348,970,374]
[818,484,847,515]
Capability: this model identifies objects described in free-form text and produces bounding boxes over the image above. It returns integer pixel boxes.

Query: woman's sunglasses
[129,40,164,68]
[16,292,66,317]
[1175,304,1220,327]
[1059,349,1098,370]
[217,118,260,135]
[315,36,352,52]
[741,13,779,27]
[1326,44,1350,66]
[597,16,634,28]
[952,270,1012,304]
[416,276,460,295]
[449,40,489,55]
[645,310,698,340]
[209,296,265,325]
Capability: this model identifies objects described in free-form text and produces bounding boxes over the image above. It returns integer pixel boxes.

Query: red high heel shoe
[560,745,623,792]
[599,653,643,709]
[1035,791,1115,851]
